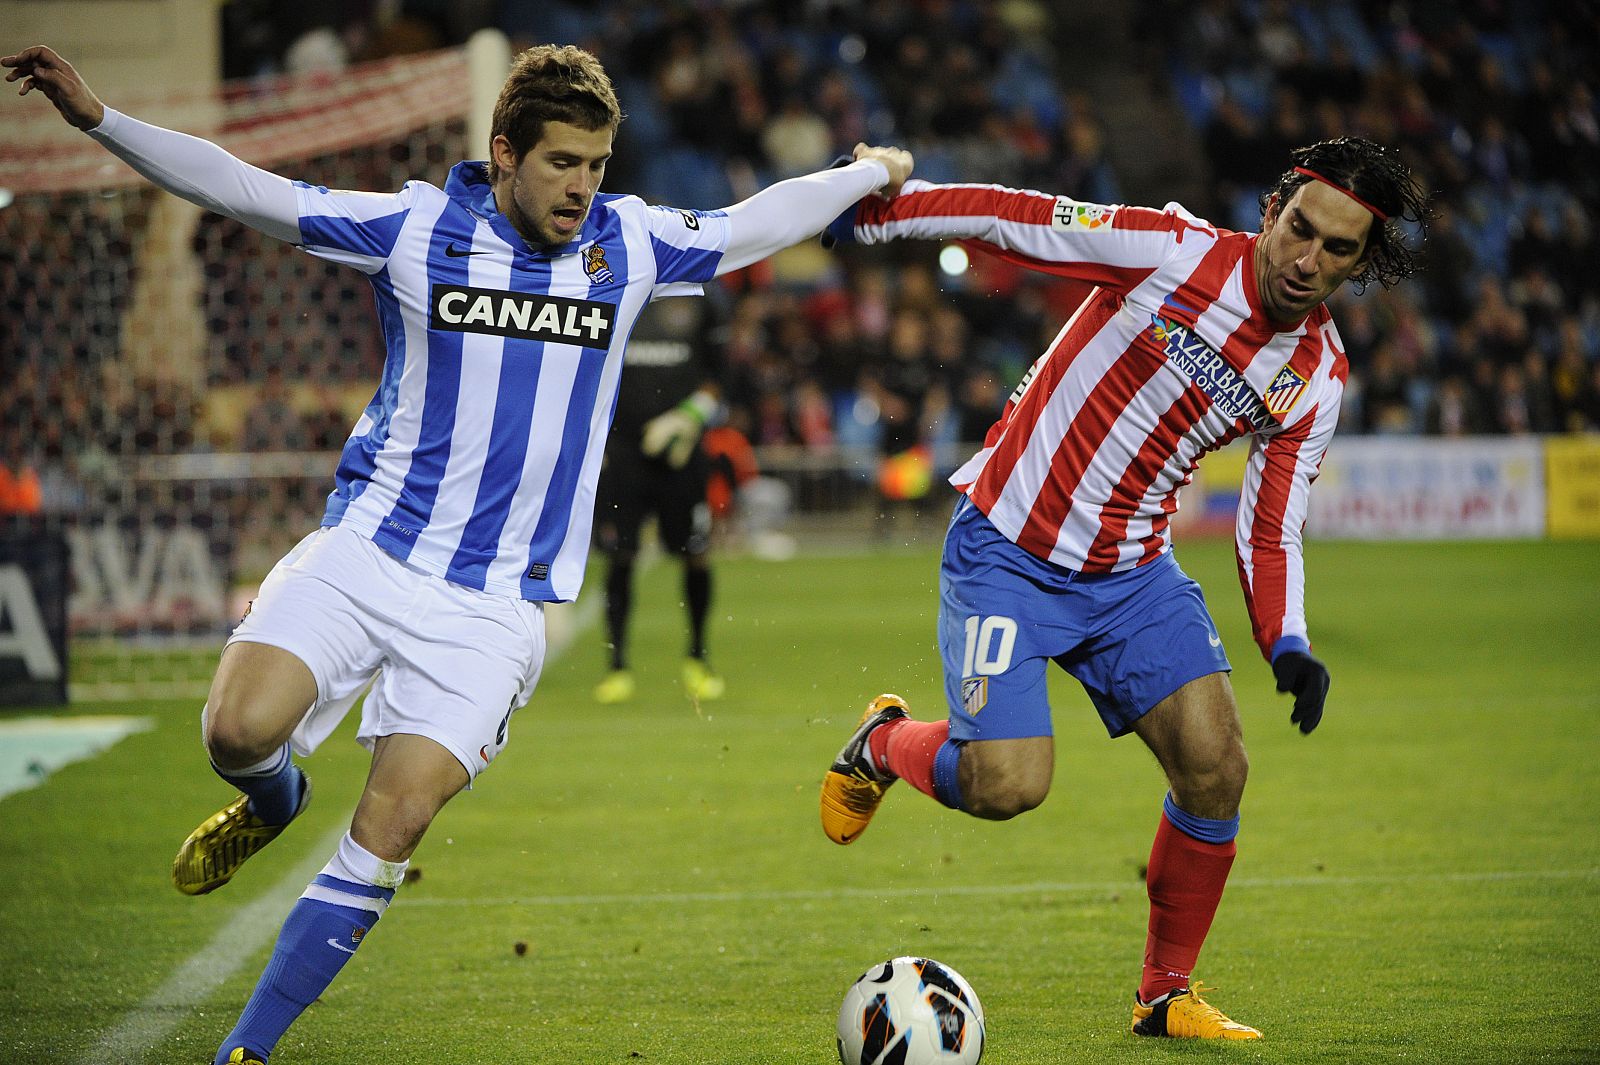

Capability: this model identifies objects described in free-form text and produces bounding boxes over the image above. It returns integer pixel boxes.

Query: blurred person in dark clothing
[593,295,729,704]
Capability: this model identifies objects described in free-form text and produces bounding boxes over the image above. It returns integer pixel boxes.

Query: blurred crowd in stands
[1151,0,1600,435]
[3,0,1598,519]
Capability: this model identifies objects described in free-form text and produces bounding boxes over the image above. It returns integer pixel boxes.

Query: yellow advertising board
[1546,435,1600,538]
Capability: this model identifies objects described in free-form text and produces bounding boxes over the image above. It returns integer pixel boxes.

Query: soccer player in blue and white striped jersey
[6,43,912,1064]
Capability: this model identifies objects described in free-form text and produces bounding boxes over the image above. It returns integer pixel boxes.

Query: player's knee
[1174,740,1249,817]
[204,643,317,767]
[957,738,1053,820]
[352,790,443,860]
[963,765,1051,820]
[203,702,281,769]
[1217,739,1249,798]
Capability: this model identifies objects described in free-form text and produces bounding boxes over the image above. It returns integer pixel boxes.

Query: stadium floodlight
[939,244,969,276]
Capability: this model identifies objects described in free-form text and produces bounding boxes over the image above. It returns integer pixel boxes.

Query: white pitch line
[398,866,1600,910]
[81,594,603,1064]
[80,820,347,1063]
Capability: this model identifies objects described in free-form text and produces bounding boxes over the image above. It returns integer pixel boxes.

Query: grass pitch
[0,536,1596,1064]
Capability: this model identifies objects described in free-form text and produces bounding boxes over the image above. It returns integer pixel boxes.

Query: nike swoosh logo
[445,244,485,257]
[326,938,357,955]
[1208,632,1223,647]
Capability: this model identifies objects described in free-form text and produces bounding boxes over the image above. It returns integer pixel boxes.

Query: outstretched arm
[825,177,1203,293]
[4,45,301,243]
[714,143,913,276]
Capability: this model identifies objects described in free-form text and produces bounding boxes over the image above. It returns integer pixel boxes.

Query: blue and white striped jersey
[86,108,891,602]
[297,162,731,601]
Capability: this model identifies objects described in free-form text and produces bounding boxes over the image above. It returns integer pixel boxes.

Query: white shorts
[228,525,545,781]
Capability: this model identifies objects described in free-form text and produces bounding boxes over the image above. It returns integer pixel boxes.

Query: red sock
[868,718,948,799]
[1139,812,1237,1002]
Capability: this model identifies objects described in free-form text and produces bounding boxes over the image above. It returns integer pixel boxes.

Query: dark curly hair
[1258,137,1431,293]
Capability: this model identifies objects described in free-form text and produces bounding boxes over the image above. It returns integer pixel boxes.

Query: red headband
[1293,166,1389,221]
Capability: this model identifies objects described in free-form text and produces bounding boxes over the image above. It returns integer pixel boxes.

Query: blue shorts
[938,498,1230,741]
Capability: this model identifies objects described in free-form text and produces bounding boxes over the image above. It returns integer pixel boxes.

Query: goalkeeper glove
[1271,650,1330,734]
[641,390,718,469]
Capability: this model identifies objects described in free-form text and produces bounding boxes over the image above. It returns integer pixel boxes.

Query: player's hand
[1272,651,1330,734]
[3,45,105,130]
[641,391,716,469]
[852,143,913,198]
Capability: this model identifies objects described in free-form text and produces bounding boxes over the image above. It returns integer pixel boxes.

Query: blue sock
[215,835,407,1064]
[931,739,967,811]
[1161,791,1240,844]
[212,743,305,826]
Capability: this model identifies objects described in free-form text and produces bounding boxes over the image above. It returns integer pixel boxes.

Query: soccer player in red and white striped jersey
[820,138,1428,1039]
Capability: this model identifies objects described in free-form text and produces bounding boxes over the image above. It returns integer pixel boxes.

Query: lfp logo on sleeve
[1051,197,1113,231]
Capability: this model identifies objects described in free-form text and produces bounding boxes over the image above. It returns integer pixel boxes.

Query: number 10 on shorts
[961,615,1018,676]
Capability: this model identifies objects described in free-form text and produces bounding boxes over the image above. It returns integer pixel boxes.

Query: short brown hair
[488,45,623,182]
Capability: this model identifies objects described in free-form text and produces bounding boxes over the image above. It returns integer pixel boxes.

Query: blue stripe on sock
[932,739,966,811]
[217,887,383,1062]
[1162,792,1239,844]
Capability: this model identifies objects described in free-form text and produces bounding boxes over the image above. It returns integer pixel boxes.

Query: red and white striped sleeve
[844,180,1212,294]
[1234,326,1346,662]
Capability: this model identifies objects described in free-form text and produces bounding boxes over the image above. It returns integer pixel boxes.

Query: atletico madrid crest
[961,676,988,716]
[1263,365,1308,417]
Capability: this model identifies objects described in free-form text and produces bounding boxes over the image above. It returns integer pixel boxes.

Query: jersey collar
[444,160,587,258]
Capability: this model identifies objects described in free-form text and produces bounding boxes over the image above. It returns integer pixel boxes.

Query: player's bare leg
[954,736,1053,820]
[1128,672,1261,1039]
[1133,672,1247,820]
[204,641,318,766]
[349,733,471,861]
[821,701,1053,841]
[174,642,319,895]
[216,734,468,1063]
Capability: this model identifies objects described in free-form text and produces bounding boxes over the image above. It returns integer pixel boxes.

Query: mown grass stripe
[394,866,1599,909]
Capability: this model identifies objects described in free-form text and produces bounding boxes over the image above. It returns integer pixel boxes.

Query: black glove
[1272,651,1330,734]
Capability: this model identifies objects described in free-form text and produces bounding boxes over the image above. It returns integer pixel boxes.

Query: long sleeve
[712,158,890,276]
[1234,386,1341,662]
[834,179,1214,295]
[87,107,302,244]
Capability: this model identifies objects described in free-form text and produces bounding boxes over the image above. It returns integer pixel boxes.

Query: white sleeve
[714,159,890,276]
[86,107,302,244]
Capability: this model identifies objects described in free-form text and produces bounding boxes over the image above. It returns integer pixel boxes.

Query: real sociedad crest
[1264,364,1309,417]
[583,243,614,285]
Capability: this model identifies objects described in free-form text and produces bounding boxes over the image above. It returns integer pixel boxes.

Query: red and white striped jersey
[847,181,1348,661]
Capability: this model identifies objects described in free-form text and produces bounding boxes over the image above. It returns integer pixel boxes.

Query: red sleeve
[1234,375,1340,661]
[852,181,1216,295]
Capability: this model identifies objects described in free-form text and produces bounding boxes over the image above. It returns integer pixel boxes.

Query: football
[836,956,985,1065]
